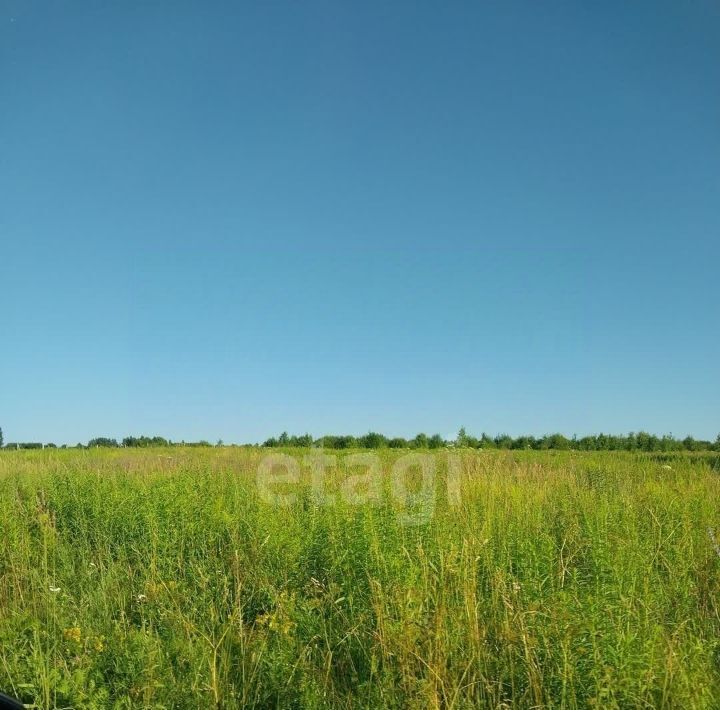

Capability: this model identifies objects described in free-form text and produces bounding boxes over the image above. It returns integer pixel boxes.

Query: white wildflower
[709,529,720,559]
[49,586,61,594]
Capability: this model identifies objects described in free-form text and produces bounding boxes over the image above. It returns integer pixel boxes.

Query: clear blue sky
[1,1,718,445]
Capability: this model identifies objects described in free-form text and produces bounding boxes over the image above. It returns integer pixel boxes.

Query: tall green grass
[0,448,718,708]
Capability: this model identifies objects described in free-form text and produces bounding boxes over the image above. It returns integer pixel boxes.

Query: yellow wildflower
[63,627,82,644]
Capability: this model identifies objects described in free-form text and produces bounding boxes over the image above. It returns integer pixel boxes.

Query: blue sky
[1,1,718,444]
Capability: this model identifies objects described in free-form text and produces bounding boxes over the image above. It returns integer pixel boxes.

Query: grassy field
[0,447,719,709]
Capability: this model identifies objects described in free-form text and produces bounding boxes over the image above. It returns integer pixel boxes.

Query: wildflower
[662,465,672,470]
[49,586,61,594]
[63,627,82,644]
[136,594,148,603]
[92,636,105,653]
[709,529,720,559]
[268,615,295,635]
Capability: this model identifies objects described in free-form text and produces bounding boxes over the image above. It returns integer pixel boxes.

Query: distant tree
[360,432,388,449]
[0,427,3,448]
[635,431,657,452]
[494,434,513,449]
[88,437,119,448]
[512,435,536,450]
[479,433,496,449]
[122,435,169,448]
[336,435,357,449]
[541,433,570,450]
[428,434,445,449]
[577,435,598,451]
[454,427,479,448]
[412,433,429,449]
[682,436,699,452]
[388,437,408,449]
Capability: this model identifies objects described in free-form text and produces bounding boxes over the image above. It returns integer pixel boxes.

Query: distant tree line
[263,429,720,452]
[0,434,212,450]
[87,436,214,448]
[1,427,719,452]
[263,431,448,449]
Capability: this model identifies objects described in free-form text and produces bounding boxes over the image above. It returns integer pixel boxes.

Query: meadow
[0,447,719,708]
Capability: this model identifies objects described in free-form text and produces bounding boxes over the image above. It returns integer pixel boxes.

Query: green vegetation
[263,429,720,452]
[0,447,719,708]
[3,428,719,452]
